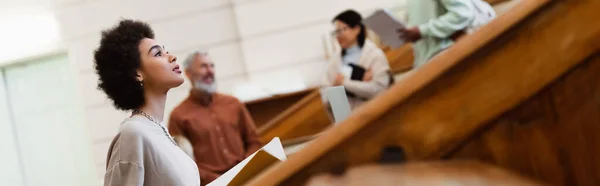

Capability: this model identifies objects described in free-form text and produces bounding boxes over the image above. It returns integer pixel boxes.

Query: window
[0,55,97,186]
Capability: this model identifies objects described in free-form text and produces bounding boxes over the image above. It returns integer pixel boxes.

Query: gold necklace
[133,110,178,146]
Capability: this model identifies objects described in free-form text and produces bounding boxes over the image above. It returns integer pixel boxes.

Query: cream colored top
[104,115,200,186]
[322,40,391,109]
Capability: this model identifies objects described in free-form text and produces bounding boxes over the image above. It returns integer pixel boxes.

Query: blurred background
[0,0,407,185]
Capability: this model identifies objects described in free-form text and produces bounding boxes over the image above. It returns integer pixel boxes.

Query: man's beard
[193,80,217,93]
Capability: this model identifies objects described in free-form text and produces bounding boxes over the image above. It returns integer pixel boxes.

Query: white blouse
[104,115,200,186]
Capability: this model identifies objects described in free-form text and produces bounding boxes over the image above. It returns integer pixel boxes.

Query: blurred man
[168,52,262,185]
[398,0,476,67]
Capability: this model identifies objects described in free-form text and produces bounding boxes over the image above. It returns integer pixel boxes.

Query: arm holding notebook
[417,0,474,39]
[322,58,338,86]
[399,0,474,42]
[238,103,262,157]
[342,53,390,99]
[363,69,373,82]
[333,67,372,86]
[333,74,345,86]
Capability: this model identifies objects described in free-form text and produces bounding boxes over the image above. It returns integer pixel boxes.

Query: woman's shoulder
[363,40,387,57]
[105,117,154,167]
[118,116,157,140]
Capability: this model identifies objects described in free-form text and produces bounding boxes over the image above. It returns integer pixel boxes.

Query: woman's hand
[363,69,373,82]
[333,74,345,86]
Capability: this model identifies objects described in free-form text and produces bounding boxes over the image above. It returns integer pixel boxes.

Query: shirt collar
[189,89,215,106]
[345,43,361,54]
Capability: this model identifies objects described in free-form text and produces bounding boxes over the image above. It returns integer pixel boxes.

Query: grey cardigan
[104,116,200,186]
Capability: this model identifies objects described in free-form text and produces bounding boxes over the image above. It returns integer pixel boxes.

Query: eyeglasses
[331,27,350,36]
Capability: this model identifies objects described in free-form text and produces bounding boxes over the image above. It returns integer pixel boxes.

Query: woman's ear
[136,69,144,82]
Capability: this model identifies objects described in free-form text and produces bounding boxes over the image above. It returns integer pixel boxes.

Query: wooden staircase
[243,0,600,185]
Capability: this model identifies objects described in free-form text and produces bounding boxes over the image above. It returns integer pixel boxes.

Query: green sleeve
[419,0,475,38]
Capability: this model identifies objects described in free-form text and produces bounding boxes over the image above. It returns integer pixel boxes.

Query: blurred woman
[94,19,200,186]
[323,10,392,110]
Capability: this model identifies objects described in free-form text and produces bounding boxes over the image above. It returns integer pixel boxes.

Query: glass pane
[5,55,97,186]
[0,70,25,186]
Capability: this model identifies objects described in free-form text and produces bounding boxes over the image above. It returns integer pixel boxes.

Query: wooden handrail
[257,90,320,134]
[246,0,562,185]
[257,89,331,143]
[244,88,315,105]
[245,88,315,128]
[385,44,414,74]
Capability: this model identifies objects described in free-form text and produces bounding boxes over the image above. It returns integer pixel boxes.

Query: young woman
[323,10,392,109]
[94,19,200,186]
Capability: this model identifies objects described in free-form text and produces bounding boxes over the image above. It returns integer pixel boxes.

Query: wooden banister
[245,89,314,128]
[386,44,414,74]
[246,0,600,185]
[257,89,331,143]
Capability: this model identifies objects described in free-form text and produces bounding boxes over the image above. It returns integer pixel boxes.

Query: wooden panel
[245,88,314,128]
[386,44,414,74]
[246,0,600,185]
[450,54,600,186]
[306,161,542,186]
[258,90,331,143]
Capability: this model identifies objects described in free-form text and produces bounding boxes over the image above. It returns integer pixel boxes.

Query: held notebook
[363,9,407,49]
[340,63,366,81]
[348,63,366,81]
[206,137,286,186]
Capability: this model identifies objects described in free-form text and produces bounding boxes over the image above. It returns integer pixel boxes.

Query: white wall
[54,0,404,180]
[0,1,63,66]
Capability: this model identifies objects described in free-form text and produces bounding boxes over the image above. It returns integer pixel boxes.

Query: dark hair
[93,19,155,111]
[333,10,367,48]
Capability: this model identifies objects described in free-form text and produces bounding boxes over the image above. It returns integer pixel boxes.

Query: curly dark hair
[93,19,155,111]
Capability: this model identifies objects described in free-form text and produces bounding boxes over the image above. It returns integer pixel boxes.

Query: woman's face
[333,20,360,49]
[137,38,184,91]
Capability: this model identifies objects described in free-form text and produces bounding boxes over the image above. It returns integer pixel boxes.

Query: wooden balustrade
[386,44,414,74]
[257,89,331,144]
[245,89,314,129]
[244,0,600,185]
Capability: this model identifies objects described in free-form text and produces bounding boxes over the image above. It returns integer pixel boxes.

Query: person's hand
[333,74,345,86]
[363,69,373,82]
[398,27,422,42]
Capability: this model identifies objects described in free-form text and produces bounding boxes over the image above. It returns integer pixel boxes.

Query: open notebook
[364,9,407,48]
[207,87,351,185]
[324,86,352,123]
[206,137,286,186]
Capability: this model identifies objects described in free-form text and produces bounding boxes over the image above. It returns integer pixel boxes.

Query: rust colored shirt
[168,92,262,185]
